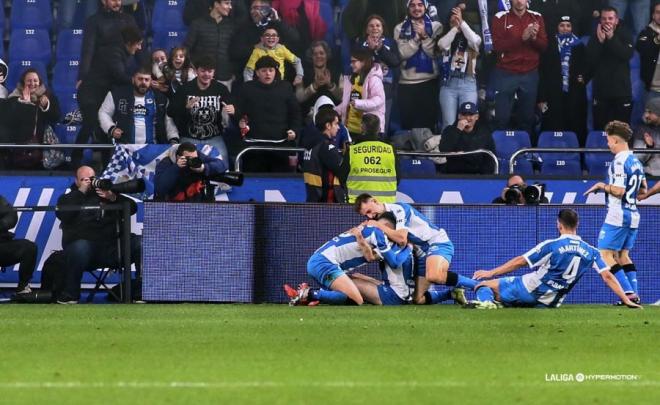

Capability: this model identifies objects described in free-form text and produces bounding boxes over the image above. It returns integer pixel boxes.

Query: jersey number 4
[562,256,580,283]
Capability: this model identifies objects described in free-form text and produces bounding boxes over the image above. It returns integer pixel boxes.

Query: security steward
[343,114,398,203]
[301,108,346,202]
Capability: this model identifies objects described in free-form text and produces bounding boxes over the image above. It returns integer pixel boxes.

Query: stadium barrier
[508,148,660,174]
[142,202,660,304]
[234,146,499,174]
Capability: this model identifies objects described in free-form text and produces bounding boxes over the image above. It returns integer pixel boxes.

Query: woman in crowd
[336,47,385,138]
[5,69,60,169]
[296,40,342,119]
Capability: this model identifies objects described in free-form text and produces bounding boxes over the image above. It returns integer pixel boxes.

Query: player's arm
[473,256,527,280]
[365,219,409,245]
[350,226,377,262]
[600,271,641,308]
[381,244,413,269]
[583,182,625,198]
[638,180,659,200]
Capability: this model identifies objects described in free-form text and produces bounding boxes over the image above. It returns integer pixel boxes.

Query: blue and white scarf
[557,33,579,93]
[400,1,435,74]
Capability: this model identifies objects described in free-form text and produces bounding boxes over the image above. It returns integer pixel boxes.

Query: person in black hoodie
[538,15,588,145]
[237,55,302,172]
[636,2,660,98]
[0,195,37,295]
[55,165,140,303]
[586,6,634,130]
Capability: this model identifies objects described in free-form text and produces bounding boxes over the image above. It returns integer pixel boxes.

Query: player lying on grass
[285,212,412,305]
[354,193,477,304]
[467,209,642,309]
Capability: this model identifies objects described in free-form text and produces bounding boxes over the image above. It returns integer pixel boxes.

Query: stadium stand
[9,0,53,30]
[399,157,437,177]
[5,60,48,90]
[151,0,186,33]
[584,130,610,177]
[52,59,79,92]
[55,28,84,61]
[537,131,582,175]
[55,89,79,117]
[8,28,52,65]
[491,130,533,175]
[151,29,187,52]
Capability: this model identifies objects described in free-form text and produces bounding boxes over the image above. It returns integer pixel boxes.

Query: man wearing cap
[584,120,647,305]
[538,15,588,145]
[438,102,496,174]
[633,98,660,176]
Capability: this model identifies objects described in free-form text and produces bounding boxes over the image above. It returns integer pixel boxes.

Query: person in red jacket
[490,0,547,144]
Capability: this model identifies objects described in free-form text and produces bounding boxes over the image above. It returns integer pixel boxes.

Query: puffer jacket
[336,64,386,133]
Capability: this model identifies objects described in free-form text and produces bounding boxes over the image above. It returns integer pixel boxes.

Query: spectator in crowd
[538,15,588,145]
[301,108,346,203]
[342,0,408,39]
[5,69,61,170]
[491,0,547,143]
[185,0,238,90]
[55,165,141,304]
[357,14,401,135]
[243,25,304,84]
[76,25,144,167]
[149,49,170,94]
[636,2,660,100]
[168,56,236,164]
[342,114,398,203]
[336,48,386,139]
[438,102,496,174]
[0,194,38,295]
[296,40,342,119]
[299,96,351,152]
[395,0,443,131]
[154,142,228,202]
[529,0,584,35]
[231,0,301,80]
[237,56,302,172]
[0,58,7,99]
[587,6,634,130]
[78,0,139,87]
[633,98,660,176]
[184,0,248,26]
[609,0,650,38]
[98,66,179,145]
[151,49,167,65]
[437,5,481,130]
[153,47,197,99]
[0,59,8,148]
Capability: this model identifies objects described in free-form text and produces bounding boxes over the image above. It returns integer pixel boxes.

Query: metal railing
[509,148,660,174]
[235,146,499,174]
[0,143,116,150]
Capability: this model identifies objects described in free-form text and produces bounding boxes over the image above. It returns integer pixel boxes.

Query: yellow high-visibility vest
[346,141,397,203]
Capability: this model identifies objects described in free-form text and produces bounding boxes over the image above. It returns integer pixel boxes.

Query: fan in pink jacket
[335,48,386,135]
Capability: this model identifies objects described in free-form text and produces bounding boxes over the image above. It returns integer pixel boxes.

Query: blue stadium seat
[56,28,84,61]
[584,130,611,176]
[151,30,187,52]
[54,123,80,165]
[0,4,5,37]
[537,131,582,175]
[399,157,437,176]
[151,0,186,32]
[52,60,79,92]
[10,0,53,30]
[491,130,533,174]
[8,29,52,65]
[55,90,79,118]
[6,60,48,90]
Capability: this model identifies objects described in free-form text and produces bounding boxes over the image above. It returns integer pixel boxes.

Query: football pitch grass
[0,305,658,404]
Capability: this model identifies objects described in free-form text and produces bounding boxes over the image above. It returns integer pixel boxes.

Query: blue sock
[456,275,478,290]
[623,264,638,295]
[316,289,349,305]
[476,286,495,302]
[612,268,633,294]
[426,289,452,304]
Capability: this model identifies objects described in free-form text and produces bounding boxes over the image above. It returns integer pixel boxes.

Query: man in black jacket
[0,195,37,295]
[438,102,496,174]
[587,6,634,130]
[185,0,238,89]
[55,166,141,303]
[636,3,660,98]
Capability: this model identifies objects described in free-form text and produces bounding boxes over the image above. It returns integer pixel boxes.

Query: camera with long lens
[504,184,526,205]
[90,177,146,194]
[523,183,546,205]
[185,156,203,169]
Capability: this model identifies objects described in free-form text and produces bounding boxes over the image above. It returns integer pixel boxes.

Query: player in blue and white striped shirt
[584,121,647,304]
[469,209,641,309]
[285,212,412,305]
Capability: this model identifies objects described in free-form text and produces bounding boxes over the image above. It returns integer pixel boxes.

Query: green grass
[0,305,658,404]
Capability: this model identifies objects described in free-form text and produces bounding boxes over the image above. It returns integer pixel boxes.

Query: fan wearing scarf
[537,15,588,145]
[394,0,443,131]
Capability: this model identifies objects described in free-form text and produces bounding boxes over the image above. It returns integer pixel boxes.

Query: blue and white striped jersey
[383,202,450,250]
[314,226,411,271]
[605,151,645,228]
[381,248,417,301]
[522,234,609,308]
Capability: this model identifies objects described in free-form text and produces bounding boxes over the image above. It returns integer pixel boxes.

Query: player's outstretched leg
[619,250,639,301]
[464,280,501,309]
[422,288,467,305]
[425,256,478,290]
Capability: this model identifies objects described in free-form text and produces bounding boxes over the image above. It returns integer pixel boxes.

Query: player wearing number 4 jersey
[468,209,641,309]
[584,121,647,304]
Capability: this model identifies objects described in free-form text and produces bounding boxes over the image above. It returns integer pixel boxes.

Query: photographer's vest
[111,87,167,144]
[346,141,396,203]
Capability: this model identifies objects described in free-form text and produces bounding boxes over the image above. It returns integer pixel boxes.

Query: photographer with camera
[492,174,549,205]
[55,166,141,304]
[0,194,37,295]
[154,142,229,202]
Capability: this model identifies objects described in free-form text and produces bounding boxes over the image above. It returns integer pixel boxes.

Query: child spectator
[243,25,303,84]
[153,47,197,97]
